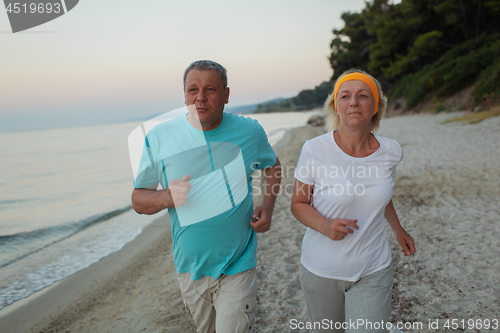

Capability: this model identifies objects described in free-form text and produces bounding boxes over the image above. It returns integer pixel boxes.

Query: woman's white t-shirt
[294,131,403,282]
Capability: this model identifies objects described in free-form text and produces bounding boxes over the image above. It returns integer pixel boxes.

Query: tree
[328,10,374,80]
[329,0,500,83]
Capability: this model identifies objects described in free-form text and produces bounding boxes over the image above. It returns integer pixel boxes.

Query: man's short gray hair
[183,60,228,89]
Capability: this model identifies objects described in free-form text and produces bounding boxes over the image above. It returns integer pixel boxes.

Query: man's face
[184,69,230,131]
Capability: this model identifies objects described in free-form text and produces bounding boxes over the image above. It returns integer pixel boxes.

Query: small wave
[0,199,25,205]
[0,206,133,269]
[0,208,154,310]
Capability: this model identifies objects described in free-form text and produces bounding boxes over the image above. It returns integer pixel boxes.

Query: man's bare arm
[132,175,191,215]
[251,158,281,232]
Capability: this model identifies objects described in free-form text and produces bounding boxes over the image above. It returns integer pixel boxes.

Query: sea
[0,110,320,310]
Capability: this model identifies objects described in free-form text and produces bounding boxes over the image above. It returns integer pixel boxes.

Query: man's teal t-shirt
[134,112,276,280]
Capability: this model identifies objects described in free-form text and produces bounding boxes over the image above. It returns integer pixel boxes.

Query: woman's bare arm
[385,199,415,256]
[290,179,358,240]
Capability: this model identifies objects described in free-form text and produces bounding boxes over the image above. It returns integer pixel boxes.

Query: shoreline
[0,213,174,333]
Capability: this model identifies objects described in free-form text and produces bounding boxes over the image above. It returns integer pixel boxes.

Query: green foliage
[254,81,334,113]
[329,0,500,84]
[292,89,317,107]
[433,102,448,114]
[328,11,374,79]
[292,81,334,108]
[473,54,500,103]
[367,0,433,78]
[254,99,293,113]
[389,34,500,107]
[382,30,444,79]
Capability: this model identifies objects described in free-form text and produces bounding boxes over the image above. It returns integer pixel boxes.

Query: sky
[0,0,370,132]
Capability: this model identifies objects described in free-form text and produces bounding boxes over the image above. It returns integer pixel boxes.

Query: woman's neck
[334,126,379,158]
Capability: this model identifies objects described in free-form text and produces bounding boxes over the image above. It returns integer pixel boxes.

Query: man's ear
[225,87,230,104]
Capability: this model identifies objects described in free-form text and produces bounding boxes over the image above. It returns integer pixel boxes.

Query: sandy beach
[1,111,499,333]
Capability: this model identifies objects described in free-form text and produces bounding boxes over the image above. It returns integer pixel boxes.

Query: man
[131,60,281,333]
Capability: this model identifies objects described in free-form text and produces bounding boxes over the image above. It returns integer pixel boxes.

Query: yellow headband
[334,73,379,116]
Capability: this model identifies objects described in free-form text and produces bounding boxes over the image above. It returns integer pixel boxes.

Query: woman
[291,69,415,332]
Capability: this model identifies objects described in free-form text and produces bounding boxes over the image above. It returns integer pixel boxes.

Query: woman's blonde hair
[324,69,387,132]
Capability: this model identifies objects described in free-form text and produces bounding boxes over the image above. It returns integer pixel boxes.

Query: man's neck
[186,112,224,131]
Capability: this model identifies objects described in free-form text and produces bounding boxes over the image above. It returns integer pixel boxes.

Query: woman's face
[336,80,376,129]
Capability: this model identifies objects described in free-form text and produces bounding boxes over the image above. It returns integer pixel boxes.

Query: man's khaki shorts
[177,268,257,333]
